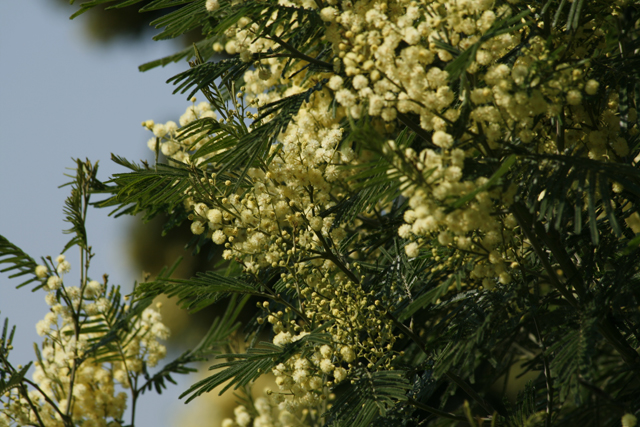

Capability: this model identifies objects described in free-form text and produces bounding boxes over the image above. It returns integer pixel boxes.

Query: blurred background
[0,1,241,426]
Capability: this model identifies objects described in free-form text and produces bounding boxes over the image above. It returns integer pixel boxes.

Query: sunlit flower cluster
[143,98,219,165]
[1,257,169,427]
[178,0,635,293]
[220,397,308,427]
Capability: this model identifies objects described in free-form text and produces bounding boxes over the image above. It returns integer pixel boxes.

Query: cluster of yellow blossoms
[147,93,399,411]
[1,256,169,427]
[220,396,311,427]
[139,0,637,421]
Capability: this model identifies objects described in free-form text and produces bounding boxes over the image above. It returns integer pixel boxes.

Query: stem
[274,294,310,324]
[397,113,437,149]
[314,231,361,285]
[130,376,139,427]
[255,275,311,324]
[65,165,94,419]
[101,307,140,425]
[532,315,553,427]
[556,106,565,153]
[407,397,467,422]
[444,371,497,417]
[17,382,46,427]
[577,378,625,408]
[510,204,579,307]
[22,378,71,426]
[265,34,332,69]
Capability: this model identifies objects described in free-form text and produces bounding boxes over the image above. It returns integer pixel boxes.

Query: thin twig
[532,315,553,427]
[407,397,467,422]
[314,231,361,284]
[397,113,437,149]
[22,378,70,425]
[510,204,579,308]
[444,371,498,417]
[255,274,311,324]
[577,378,625,408]
[265,34,333,69]
[17,382,46,427]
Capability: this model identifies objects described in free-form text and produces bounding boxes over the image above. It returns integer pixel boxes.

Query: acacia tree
[3,0,640,426]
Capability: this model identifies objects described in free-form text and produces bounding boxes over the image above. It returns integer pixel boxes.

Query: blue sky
[0,1,198,425]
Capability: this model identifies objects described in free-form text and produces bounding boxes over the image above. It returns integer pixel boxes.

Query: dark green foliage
[169,58,249,100]
[216,84,325,176]
[519,153,640,245]
[325,370,411,427]
[139,37,219,72]
[434,9,532,81]
[0,362,31,398]
[78,285,142,364]
[60,159,100,253]
[78,258,180,365]
[501,383,545,427]
[0,236,40,290]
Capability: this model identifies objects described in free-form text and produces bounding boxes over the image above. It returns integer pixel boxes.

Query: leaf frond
[0,235,40,290]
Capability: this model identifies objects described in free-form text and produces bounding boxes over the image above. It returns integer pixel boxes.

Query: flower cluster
[184,0,634,294]
[220,397,307,427]
[310,0,631,289]
[143,97,218,165]
[143,83,410,410]
[1,257,169,427]
[253,258,403,411]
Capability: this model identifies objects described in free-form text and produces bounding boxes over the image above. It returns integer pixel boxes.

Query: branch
[17,381,46,427]
[407,397,467,422]
[314,230,361,285]
[532,315,553,427]
[265,34,333,69]
[22,378,71,426]
[397,113,436,149]
[444,371,498,418]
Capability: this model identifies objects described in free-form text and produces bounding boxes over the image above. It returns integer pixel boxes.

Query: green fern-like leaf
[547,329,581,404]
[181,329,331,402]
[59,158,101,253]
[94,155,193,221]
[214,83,326,178]
[434,9,531,81]
[69,0,148,19]
[502,382,545,427]
[168,58,249,100]
[0,235,40,290]
[325,369,411,427]
[139,37,220,72]
[137,271,265,313]
[0,362,33,396]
